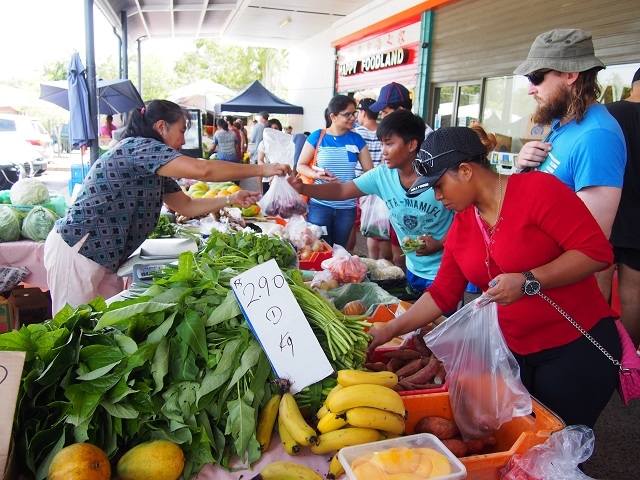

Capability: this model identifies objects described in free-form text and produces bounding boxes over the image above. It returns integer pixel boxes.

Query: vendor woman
[44,99,291,314]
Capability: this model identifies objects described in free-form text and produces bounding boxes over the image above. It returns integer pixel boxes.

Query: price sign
[0,351,25,477]
[231,259,333,394]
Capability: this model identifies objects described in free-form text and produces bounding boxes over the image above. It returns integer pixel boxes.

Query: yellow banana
[344,406,405,434]
[250,461,323,480]
[256,393,281,452]
[337,369,398,388]
[326,384,406,417]
[326,452,345,479]
[278,414,301,455]
[324,384,343,404]
[279,392,318,446]
[314,404,329,421]
[310,427,383,455]
[316,412,348,434]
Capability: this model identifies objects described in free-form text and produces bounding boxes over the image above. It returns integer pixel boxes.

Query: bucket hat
[370,83,411,112]
[407,127,486,198]
[514,29,605,75]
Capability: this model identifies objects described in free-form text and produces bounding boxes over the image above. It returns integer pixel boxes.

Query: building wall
[429,0,640,83]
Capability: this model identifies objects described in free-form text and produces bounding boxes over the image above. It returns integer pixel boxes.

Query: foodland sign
[339,48,409,76]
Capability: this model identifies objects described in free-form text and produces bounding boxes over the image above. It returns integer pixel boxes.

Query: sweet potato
[383,348,422,360]
[363,362,389,372]
[395,358,424,379]
[386,357,406,373]
[411,333,432,357]
[405,381,441,390]
[441,438,469,458]
[464,436,497,454]
[414,416,460,439]
[402,356,439,384]
[433,363,447,385]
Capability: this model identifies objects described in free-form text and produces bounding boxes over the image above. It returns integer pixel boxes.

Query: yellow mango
[47,443,110,480]
[117,439,184,480]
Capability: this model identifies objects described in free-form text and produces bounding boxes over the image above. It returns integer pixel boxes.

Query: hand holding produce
[401,236,426,254]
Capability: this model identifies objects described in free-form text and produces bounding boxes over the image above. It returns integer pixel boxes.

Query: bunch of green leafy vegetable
[148,214,176,238]
[0,230,369,479]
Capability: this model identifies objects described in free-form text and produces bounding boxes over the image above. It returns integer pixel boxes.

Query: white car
[0,113,53,161]
[0,135,47,179]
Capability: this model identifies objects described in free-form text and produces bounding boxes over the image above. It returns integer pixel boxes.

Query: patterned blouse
[55,137,183,272]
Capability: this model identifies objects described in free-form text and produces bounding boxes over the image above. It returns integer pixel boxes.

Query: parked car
[0,136,47,178]
[0,158,20,191]
[0,113,53,160]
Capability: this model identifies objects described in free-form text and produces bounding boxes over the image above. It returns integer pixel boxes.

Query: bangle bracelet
[226,195,232,207]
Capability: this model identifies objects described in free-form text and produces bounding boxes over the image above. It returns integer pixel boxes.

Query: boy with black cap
[602,67,640,346]
[289,110,454,293]
[513,29,625,238]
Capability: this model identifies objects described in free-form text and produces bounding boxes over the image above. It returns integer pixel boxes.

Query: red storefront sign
[336,18,421,94]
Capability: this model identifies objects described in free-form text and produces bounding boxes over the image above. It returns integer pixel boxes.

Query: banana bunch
[310,369,407,456]
[250,461,323,480]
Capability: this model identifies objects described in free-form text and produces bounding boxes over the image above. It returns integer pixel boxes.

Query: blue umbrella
[67,52,96,150]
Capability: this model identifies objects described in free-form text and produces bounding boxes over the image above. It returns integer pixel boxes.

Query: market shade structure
[168,79,235,112]
[67,52,96,150]
[215,80,303,115]
[40,78,144,115]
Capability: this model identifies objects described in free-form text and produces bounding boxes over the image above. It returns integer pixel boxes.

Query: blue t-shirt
[354,166,455,280]
[55,137,183,272]
[307,128,366,210]
[536,103,626,191]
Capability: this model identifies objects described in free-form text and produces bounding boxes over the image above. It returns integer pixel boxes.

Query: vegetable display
[0,205,24,242]
[9,178,50,205]
[21,205,60,242]
[0,229,370,479]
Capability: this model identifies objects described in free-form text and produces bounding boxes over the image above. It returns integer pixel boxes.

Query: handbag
[296,129,326,203]
[536,292,640,405]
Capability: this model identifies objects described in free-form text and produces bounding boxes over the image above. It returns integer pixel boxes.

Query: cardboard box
[11,288,52,327]
[402,392,565,479]
[520,115,550,143]
[494,134,512,153]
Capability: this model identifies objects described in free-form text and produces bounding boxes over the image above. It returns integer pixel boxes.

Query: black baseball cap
[407,127,487,198]
[356,98,376,112]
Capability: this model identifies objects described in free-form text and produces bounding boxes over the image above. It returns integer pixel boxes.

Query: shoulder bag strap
[310,129,327,170]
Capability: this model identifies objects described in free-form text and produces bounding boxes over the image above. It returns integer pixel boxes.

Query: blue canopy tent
[215,80,303,115]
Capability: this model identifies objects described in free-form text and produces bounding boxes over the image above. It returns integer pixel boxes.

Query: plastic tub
[402,392,565,480]
[298,240,332,271]
[339,433,467,480]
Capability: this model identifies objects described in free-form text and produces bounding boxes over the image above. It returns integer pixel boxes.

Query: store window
[432,81,482,130]
[598,63,640,103]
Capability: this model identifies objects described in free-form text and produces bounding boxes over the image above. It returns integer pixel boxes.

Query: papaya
[117,439,184,480]
[47,443,110,480]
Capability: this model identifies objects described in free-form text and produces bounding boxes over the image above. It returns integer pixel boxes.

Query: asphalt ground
[37,160,640,480]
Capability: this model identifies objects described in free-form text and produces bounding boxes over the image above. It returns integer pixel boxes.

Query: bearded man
[514,29,625,241]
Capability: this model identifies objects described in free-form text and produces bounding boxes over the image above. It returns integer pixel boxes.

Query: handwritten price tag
[231,259,333,394]
[0,351,26,477]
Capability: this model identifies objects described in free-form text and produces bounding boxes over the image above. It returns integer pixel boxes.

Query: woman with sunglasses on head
[296,95,373,248]
[44,100,291,315]
[368,125,620,430]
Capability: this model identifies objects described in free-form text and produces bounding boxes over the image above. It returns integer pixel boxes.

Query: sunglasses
[526,70,552,86]
[336,111,357,120]
[412,149,469,176]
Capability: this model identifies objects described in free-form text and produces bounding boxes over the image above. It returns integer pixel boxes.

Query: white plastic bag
[501,425,596,480]
[257,175,308,218]
[424,296,532,439]
[262,128,295,167]
[359,194,390,239]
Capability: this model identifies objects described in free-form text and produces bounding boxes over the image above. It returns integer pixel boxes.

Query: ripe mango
[47,443,110,480]
[117,439,184,480]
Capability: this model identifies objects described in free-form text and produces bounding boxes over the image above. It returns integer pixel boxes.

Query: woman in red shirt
[369,126,620,429]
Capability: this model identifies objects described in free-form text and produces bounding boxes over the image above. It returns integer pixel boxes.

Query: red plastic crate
[298,241,332,271]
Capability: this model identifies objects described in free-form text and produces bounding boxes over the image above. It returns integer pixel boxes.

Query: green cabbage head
[21,206,59,242]
[9,178,50,206]
[0,205,24,242]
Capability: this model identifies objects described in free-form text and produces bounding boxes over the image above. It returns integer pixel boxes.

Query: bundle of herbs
[0,229,370,479]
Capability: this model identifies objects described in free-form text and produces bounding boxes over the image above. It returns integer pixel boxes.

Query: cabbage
[9,178,50,206]
[21,206,59,242]
[0,205,24,242]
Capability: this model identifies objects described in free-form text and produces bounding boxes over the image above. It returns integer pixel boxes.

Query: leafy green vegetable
[148,214,176,238]
[0,230,369,479]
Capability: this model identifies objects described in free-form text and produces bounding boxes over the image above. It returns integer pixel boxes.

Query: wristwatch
[521,270,541,295]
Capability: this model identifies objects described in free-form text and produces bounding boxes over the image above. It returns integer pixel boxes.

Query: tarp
[216,80,303,115]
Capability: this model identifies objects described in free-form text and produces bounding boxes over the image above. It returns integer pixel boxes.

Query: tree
[173,39,288,95]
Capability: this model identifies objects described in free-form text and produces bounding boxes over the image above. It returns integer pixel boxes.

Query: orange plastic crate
[298,240,332,271]
[402,392,565,480]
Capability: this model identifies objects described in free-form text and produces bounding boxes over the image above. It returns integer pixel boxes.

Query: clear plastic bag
[501,425,596,480]
[320,244,368,284]
[257,175,308,218]
[424,296,532,439]
[262,128,295,168]
[359,194,390,239]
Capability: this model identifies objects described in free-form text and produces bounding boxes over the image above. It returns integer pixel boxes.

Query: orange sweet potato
[441,438,469,458]
[414,416,460,440]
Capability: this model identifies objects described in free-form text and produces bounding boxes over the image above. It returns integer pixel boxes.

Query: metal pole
[137,38,143,97]
[121,11,128,79]
[84,0,99,165]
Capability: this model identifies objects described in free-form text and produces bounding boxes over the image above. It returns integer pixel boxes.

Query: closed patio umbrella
[67,52,95,150]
